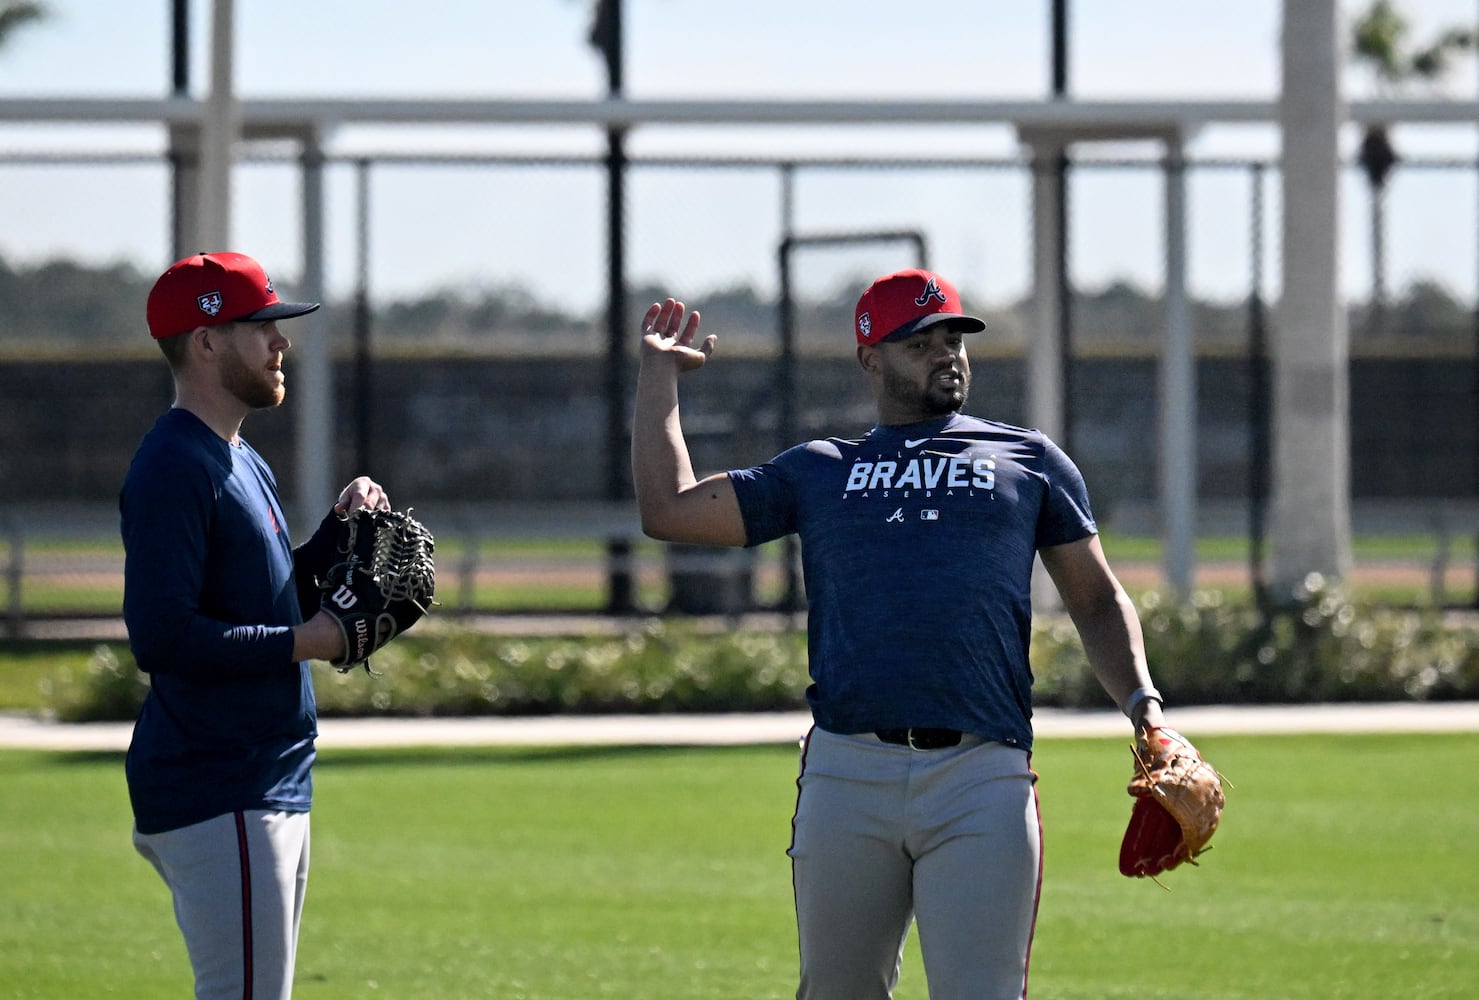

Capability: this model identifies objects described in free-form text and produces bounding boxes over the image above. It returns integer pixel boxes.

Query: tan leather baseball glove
[1118,727,1225,879]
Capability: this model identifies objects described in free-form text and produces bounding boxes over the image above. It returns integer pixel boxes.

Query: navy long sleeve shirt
[120,408,316,834]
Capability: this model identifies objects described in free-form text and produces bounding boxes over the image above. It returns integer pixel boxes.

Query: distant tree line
[0,253,1471,355]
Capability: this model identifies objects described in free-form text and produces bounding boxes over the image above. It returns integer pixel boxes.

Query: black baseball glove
[297,507,437,672]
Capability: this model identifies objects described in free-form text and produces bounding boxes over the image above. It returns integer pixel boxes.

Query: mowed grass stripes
[1,732,1475,998]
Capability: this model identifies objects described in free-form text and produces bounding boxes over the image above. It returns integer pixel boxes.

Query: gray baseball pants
[133,809,310,1000]
[789,727,1042,1000]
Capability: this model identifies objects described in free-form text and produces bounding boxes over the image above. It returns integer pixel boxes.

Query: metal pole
[168,0,190,258]
[1472,0,1479,609]
[594,0,634,613]
[1472,145,1479,608]
[1052,0,1073,453]
[171,0,189,93]
[295,132,333,523]
[1160,138,1194,600]
[1054,151,1072,453]
[779,162,796,462]
[353,159,373,474]
[1051,0,1068,95]
[3,516,22,640]
[777,164,800,614]
[1248,162,1271,611]
[196,0,235,250]
[777,238,800,612]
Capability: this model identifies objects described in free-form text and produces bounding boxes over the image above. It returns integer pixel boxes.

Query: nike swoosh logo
[905,438,931,448]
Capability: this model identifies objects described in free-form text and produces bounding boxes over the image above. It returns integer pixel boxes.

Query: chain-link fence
[2,146,1476,629]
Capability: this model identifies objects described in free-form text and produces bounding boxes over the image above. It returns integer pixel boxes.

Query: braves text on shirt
[843,455,996,497]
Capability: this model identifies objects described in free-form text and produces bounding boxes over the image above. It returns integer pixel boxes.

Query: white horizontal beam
[1,95,1475,129]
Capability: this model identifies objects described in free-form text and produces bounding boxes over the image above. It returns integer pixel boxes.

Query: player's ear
[190,326,215,357]
[857,344,879,374]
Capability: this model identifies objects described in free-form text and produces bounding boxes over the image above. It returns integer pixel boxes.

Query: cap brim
[236,301,321,323]
[880,314,986,342]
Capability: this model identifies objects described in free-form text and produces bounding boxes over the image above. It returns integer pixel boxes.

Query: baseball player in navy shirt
[122,252,390,1000]
[632,268,1175,1000]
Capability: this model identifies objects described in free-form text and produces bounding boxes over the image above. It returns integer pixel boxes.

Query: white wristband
[1122,686,1163,719]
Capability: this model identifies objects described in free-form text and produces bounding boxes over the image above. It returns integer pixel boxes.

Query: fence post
[1428,516,1450,607]
[458,524,480,615]
[3,514,23,639]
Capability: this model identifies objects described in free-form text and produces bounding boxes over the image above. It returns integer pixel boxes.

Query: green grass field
[2,733,1476,998]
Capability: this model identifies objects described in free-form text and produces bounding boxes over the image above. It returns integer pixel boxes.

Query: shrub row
[41,578,1479,723]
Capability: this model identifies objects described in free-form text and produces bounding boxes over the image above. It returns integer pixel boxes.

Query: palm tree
[1348,1,1475,336]
[0,2,46,52]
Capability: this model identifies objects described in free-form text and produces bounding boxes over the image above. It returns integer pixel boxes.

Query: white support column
[195,0,236,250]
[295,131,334,526]
[168,124,200,260]
[1160,135,1195,599]
[1273,0,1353,594]
[1026,142,1065,445]
[1025,140,1066,610]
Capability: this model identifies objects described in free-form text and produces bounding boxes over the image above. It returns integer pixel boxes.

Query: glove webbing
[371,510,436,608]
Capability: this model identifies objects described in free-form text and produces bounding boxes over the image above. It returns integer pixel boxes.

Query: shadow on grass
[3,749,128,767]
[317,743,755,769]
[1,739,770,773]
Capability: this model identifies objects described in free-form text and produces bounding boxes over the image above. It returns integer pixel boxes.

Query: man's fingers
[645,298,691,338]
[642,298,712,367]
[659,299,685,335]
[675,309,702,346]
[334,477,389,515]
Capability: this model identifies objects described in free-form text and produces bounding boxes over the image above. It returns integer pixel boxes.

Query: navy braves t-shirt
[730,412,1096,751]
[120,408,315,834]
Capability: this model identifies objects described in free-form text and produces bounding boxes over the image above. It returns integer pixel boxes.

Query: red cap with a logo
[146,252,320,340]
[854,268,986,346]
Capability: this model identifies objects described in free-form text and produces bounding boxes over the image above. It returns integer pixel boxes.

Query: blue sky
[1,1,1476,311]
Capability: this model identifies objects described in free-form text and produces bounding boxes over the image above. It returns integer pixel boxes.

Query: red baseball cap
[854,268,985,346]
[146,251,320,340]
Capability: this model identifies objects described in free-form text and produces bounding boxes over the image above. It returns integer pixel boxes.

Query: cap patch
[197,292,223,317]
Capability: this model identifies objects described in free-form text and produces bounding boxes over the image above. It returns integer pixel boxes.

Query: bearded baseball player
[122,251,391,999]
[631,268,1178,999]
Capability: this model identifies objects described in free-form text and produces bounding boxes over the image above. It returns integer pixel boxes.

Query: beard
[220,348,285,409]
[882,364,970,417]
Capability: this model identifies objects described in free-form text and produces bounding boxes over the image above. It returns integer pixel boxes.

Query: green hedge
[39,578,1479,722]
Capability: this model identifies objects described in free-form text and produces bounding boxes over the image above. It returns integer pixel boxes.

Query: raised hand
[640,298,715,372]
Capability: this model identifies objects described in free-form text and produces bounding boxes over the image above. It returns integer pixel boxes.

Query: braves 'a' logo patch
[197,291,223,316]
[914,277,948,307]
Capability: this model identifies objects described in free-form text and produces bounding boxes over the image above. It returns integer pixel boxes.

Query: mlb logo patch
[197,291,223,316]
[920,509,940,521]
